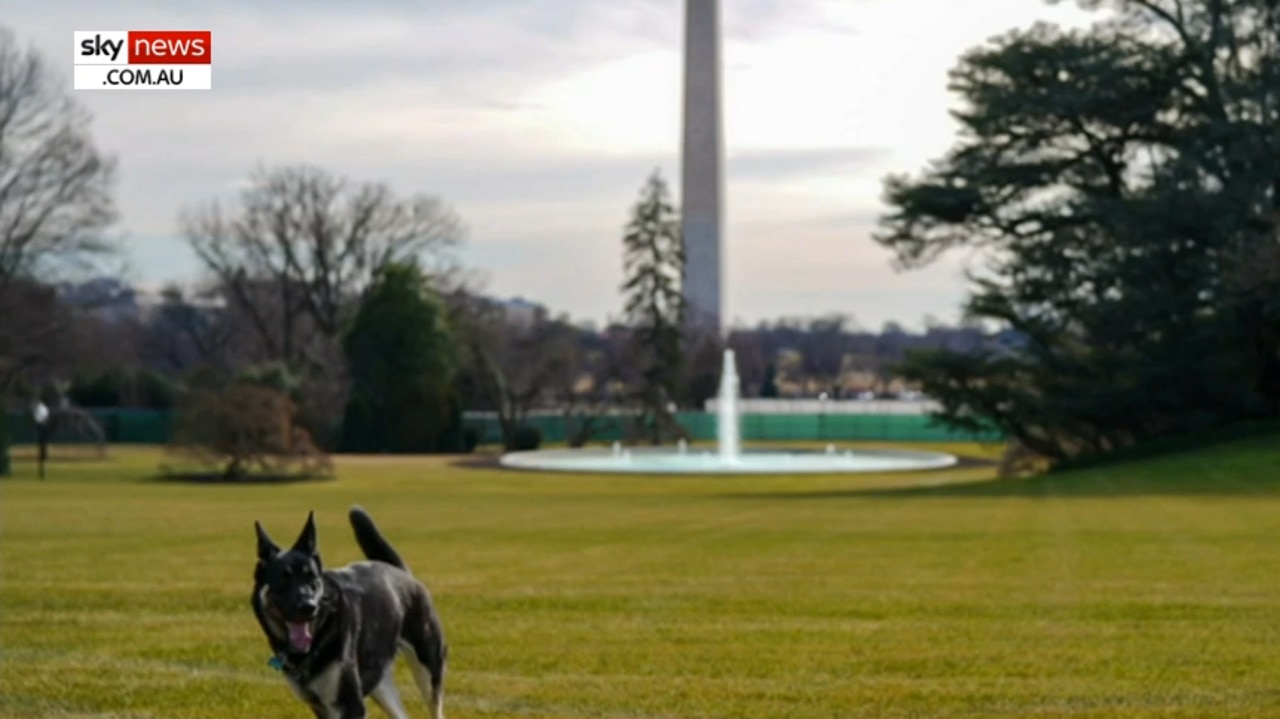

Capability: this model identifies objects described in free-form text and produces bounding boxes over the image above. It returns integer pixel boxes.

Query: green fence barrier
[6,408,1005,447]
[7,409,173,445]
[463,411,1003,445]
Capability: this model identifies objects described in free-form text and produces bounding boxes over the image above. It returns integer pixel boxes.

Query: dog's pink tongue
[287,622,313,653]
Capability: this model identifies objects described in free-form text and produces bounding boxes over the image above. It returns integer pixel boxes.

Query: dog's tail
[349,506,408,571]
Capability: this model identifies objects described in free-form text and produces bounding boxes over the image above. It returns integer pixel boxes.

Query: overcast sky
[8,0,1101,330]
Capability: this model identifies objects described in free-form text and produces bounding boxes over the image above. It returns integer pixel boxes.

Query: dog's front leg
[306,696,360,719]
[335,702,367,719]
[333,667,367,719]
[304,663,366,719]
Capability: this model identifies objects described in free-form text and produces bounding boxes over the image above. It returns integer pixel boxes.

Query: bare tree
[450,293,584,449]
[0,26,118,414]
[0,26,117,288]
[800,314,855,397]
[181,164,465,365]
[726,327,768,397]
[0,279,74,392]
[140,284,237,372]
[680,324,723,408]
[558,325,634,446]
[180,165,463,446]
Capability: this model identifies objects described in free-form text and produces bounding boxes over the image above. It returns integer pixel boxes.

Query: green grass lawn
[4,439,1280,718]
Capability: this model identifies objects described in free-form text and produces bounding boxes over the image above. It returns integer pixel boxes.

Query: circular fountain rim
[499,349,957,476]
[498,446,959,475]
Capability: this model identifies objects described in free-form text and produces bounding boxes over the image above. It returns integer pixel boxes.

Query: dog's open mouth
[287,620,314,653]
[264,601,316,654]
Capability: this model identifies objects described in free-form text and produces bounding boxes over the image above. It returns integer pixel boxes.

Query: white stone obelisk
[681,0,724,335]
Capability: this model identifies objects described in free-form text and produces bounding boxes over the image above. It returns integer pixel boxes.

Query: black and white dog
[252,507,447,719]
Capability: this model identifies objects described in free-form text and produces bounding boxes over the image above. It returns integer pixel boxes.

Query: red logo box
[127,30,211,64]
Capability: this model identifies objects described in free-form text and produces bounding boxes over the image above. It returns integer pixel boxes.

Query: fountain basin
[498,446,957,475]
[499,349,956,475]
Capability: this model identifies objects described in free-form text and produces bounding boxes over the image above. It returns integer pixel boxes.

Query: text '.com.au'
[74,31,212,91]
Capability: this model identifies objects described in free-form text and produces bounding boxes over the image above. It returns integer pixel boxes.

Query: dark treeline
[12,279,988,414]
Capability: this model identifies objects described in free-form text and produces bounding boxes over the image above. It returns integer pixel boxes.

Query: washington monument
[681,0,724,334]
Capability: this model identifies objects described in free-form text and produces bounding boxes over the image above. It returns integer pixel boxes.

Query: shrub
[68,370,123,407]
[68,369,177,409]
[509,425,542,451]
[236,362,304,396]
[163,383,332,481]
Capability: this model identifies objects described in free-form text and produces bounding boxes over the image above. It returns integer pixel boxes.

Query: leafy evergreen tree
[877,1,1280,462]
[621,170,686,442]
[341,262,460,453]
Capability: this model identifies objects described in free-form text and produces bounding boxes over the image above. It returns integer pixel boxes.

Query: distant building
[56,278,228,326]
[497,296,546,329]
[990,328,1031,356]
[57,277,141,324]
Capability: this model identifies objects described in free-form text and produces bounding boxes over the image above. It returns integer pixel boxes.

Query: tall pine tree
[621,170,686,443]
[876,0,1280,463]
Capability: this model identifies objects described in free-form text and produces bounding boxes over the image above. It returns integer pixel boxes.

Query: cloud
[1,0,1106,329]
[729,147,889,180]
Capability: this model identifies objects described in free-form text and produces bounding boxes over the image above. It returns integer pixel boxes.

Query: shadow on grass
[849,470,1280,499]
[726,430,1280,500]
[142,473,336,485]
[8,448,109,463]
[723,469,1280,500]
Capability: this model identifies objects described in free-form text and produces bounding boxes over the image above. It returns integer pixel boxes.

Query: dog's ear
[290,510,318,556]
[255,521,280,562]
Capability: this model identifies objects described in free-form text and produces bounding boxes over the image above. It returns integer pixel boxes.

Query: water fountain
[498,350,957,475]
[717,350,740,463]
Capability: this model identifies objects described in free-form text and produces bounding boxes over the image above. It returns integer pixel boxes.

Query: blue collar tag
[268,655,285,672]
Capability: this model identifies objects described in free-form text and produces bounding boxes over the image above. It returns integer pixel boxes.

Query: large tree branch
[0,28,117,287]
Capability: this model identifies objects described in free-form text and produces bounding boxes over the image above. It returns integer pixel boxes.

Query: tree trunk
[0,409,10,477]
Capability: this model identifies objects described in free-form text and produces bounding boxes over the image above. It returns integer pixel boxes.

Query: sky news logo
[74,31,212,90]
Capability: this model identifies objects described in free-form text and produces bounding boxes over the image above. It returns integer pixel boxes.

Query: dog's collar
[268,647,303,673]
[268,648,309,675]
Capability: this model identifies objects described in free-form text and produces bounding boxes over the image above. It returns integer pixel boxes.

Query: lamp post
[32,400,50,479]
[818,392,828,443]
